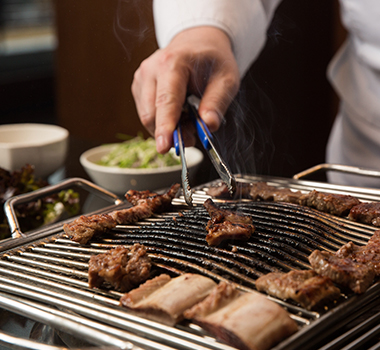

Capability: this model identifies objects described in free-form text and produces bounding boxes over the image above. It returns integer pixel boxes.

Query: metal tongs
[173,95,236,206]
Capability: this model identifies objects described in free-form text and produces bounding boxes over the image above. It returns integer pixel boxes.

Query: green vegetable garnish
[0,165,80,239]
[98,135,181,169]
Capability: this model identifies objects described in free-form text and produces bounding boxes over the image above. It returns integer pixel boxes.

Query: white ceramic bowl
[0,123,69,179]
[80,144,204,195]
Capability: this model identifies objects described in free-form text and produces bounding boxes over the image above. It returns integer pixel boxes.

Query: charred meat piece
[336,231,380,275]
[206,182,253,199]
[348,202,380,226]
[255,269,341,310]
[109,205,155,225]
[308,250,375,294]
[63,213,116,244]
[249,182,304,204]
[125,183,180,209]
[204,198,255,246]
[64,184,180,244]
[88,244,151,292]
[299,190,361,217]
[184,281,298,350]
[112,183,181,224]
[120,273,217,326]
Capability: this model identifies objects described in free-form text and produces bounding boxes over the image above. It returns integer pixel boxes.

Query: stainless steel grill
[2,172,380,350]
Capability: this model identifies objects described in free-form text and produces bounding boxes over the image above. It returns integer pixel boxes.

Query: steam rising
[114,0,154,60]
[213,81,276,177]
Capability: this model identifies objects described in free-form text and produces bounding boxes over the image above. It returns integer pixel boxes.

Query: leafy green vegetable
[0,165,80,239]
[98,135,181,169]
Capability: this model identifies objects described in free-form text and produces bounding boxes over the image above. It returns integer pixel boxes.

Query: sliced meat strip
[63,213,116,244]
[299,190,361,216]
[206,182,253,199]
[120,273,217,326]
[125,183,180,210]
[348,202,380,227]
[308,250,375,294]
[336,230,380,275]
[255,269,341,310]
[250,182,304,204]
[184,281,298,350]
[64,183,180,244]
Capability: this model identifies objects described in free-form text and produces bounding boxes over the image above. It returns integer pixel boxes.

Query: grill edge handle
[4,177,124,239]
[293,163,380,180]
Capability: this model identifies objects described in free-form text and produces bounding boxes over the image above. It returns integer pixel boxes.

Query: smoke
[213,79,276,177]
[211,12,296,178]
[114,0,155,60]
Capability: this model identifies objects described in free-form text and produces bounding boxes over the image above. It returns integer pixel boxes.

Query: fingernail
[156,135,167,153]
[204,110,225,130]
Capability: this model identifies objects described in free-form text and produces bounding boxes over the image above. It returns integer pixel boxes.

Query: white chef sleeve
[153,0,282,77]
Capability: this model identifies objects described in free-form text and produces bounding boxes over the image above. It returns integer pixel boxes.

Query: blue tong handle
[173,124,181,156]
[174,102,213,155]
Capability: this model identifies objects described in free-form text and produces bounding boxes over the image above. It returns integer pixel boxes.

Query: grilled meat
[184,281,298,350]
[299,190,361,216]
[206,182,253,199]
[63,213,117,245]
[255,269,341,310]
[120,273,217,326]
[336,231,380,275]
[64,184,180,244]
[207,181,304,203]
[125,183,180,208]
[207,182,366,219]
[308,250,375,294]
[204,198,255,246]
[249,182,304,204]
[109,205,155,225]
[348,202,380,226]
[88,244,151,292]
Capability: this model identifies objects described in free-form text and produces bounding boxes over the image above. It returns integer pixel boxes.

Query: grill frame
[1,174,380,350]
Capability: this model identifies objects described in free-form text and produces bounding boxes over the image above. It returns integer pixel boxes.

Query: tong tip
[183,173,193,206]
[226,176,236,197]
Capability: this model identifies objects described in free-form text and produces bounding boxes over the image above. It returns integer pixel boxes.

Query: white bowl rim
[0,123,69,148]
[80,144,204,175]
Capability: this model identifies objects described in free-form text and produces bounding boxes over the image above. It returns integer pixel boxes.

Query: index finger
[154,65,189,154]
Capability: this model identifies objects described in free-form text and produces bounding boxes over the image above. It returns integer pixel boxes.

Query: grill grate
[1,175,380,350]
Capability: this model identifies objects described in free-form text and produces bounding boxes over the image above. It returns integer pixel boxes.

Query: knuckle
[222,74,240,95]
[158,50,177,67]
[155,92,180,108]
[139,112,155,129]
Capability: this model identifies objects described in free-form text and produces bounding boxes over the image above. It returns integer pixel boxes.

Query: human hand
[132,26,240,153]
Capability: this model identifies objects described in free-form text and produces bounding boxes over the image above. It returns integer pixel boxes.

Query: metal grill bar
[0,279,236,350]
[2,174,380,350]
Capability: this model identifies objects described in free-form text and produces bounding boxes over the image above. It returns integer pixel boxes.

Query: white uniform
[154,0,380,187]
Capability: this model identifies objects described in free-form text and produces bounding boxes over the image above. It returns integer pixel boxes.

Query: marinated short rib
[255,269,341,310]
[249,182,304,204]
[203,198,255,246]
[348,202,380,226]
[308,249,375,294]
[336,231,380,275]
[111,183,180,224]
[63,213,117,244]
[64,184,180,244]
[125,183,180,208]
[88,244,151,292]
[299,190,361,216]
[184,281,298,350]
[206,182,253,199]
[120,273,217,326]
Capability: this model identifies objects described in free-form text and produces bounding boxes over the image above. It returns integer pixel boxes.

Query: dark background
[0,0,346,183]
